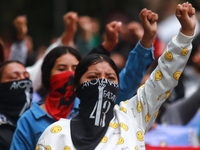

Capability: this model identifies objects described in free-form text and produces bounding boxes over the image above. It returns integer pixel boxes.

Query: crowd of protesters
[0,1,200,150]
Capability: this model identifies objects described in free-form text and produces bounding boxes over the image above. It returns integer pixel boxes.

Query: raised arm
[26,12,78,92]
[9,15,28,64]
[120,3,196,131]
[90,16,155,104]
[60,12,78,48]
[76,16,95,57]
[88,21,122,56]
[115,9,157,103]
[43,11,78,57]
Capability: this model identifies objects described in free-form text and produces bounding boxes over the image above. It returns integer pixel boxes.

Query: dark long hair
[41,46,81,89]
[74,54,119,88]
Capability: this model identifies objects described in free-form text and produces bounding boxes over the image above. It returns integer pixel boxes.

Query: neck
[40,104,47,113]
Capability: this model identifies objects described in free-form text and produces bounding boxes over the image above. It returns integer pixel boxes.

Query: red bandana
[45,71,75,121]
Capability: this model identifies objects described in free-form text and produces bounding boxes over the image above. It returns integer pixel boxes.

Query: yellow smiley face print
[181,48,188,56]
[173,71,181,80]
[45,146,51,150]
[158,94,162,100]
[135,146,138,150]
[137,101,141,113]
[164,51,173,61]
[140,84,145,88]
[120,107,127,113]
[120,122,128,131]
[109,122,118,129]
[136,131,144,141]
[124,100,129,104]
[100,136,107,143]
[50,125,62,133]
[36,145,39,150]
[145,113,151,123]
[63,146,71,150]
[155,70,162,81]
[117,137,124,145]
[165,90,171,99]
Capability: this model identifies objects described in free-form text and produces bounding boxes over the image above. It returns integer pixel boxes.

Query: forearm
[140,33,155,49]
[102,41,116,52]
[61,31,74,46]
[125,31,194,130]
[143,31,193,128]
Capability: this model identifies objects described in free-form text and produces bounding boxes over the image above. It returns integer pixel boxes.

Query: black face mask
[71,78,119,150]
[0,79,33,124]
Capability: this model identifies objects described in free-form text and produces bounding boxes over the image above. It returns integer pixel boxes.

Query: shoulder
[36,119,72,149]
[42,119,70,134]
[18,108,33,122]
[17,103,41,123]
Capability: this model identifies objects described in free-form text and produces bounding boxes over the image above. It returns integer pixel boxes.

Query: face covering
[0,79,33,124]
[45,71,76,121]
[71,78,119,150]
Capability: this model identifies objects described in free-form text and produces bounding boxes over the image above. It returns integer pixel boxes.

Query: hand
[102,21,122,52]
[78,16,93,32]
[63,11,78,35]
[78,16,93,41]
[13,15,28,41]
[139,9,158,48]
[62,11,78,46]
[176,3,196,36]
[128,21,144,43]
